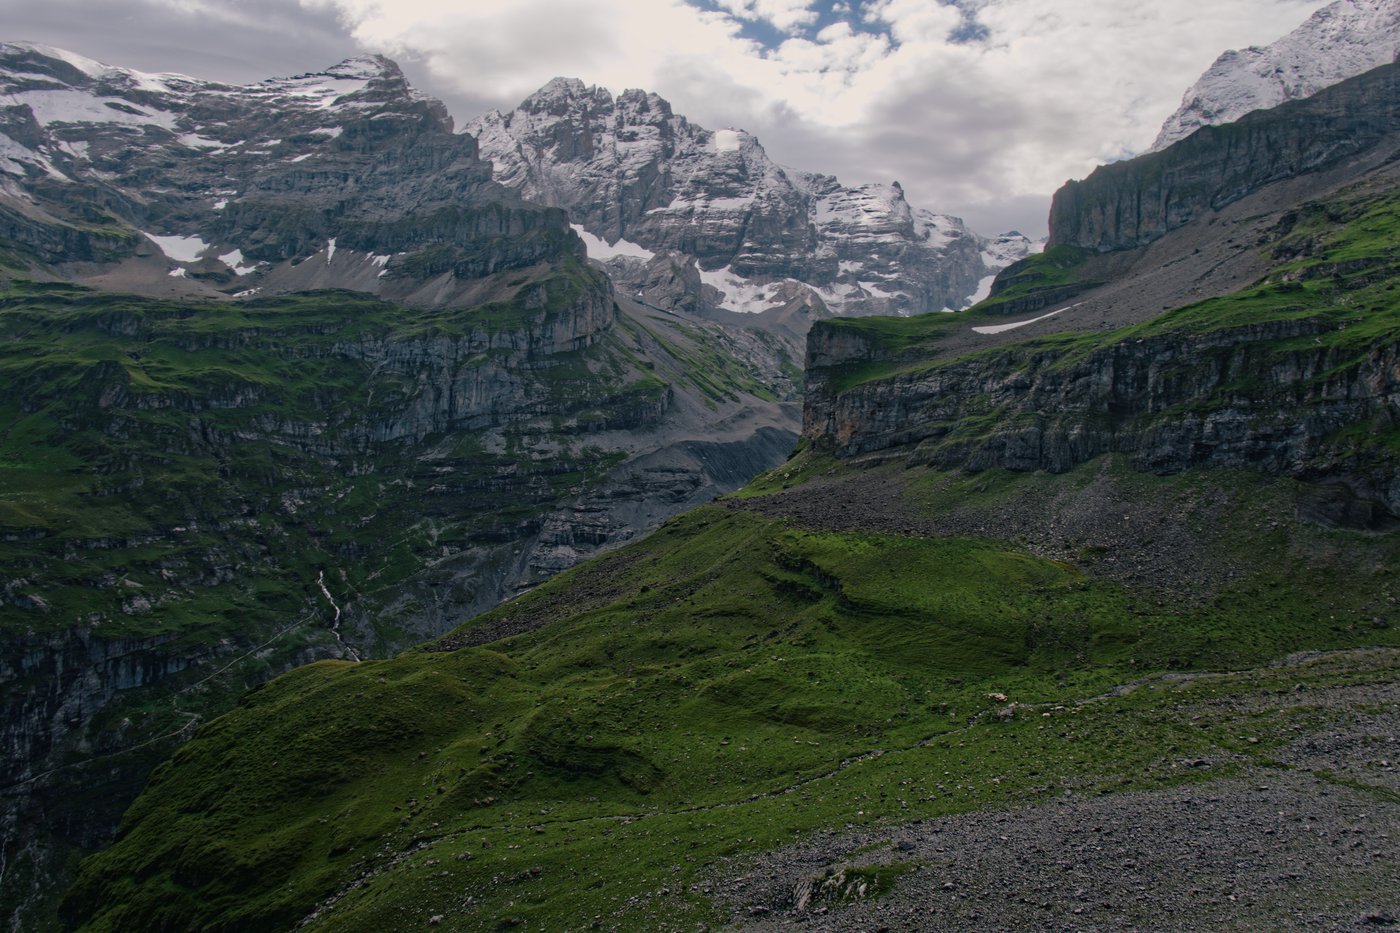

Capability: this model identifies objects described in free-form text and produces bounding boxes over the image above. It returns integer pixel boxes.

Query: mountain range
[469,77,1033,319]
[3,5,1400,930]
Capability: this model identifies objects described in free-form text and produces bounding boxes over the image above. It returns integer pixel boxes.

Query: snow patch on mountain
[11,89,177,130]
[0,134,64,179]
[177,133,231,151]
[571,224,656,261]
[965,275,997,307]
[144,232,210,263]
[217,249,257,275]
[697,264,786,314]
[1152,0,1400,151]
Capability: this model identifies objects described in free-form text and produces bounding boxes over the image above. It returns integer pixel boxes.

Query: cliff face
[805,316,1400,522]
[1049,61,1400,253]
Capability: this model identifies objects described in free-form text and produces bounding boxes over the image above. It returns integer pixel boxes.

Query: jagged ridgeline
[0,43,801,927]
[469,78,1033,318]
[62,60,1400,931]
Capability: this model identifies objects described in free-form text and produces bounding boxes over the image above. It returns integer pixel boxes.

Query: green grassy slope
[0,264,800,931]
[56,149,1400,933]
[63,474,1400,929]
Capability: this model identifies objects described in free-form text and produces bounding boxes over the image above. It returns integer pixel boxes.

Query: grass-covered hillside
[63,449,1400,930]
[54,102,1400,933]
[0,265,798,930]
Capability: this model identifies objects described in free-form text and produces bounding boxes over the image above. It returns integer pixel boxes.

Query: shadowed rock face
[1050,61,1400,253]
[0,43,590,309]
[469,78,1022,318]
[804,318,1400,518]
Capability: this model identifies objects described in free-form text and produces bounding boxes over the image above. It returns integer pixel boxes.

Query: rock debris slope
[469,78,1032,319]
[1152,0,1400,150]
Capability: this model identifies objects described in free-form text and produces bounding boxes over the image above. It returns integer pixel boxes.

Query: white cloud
[12,0,1318,238]
[715,0,819,31]
[8,0,358,86]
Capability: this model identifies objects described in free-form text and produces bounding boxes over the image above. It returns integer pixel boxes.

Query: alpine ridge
[468,77,1033,320]
[1152,0,1400,150]
[0,42,585,307]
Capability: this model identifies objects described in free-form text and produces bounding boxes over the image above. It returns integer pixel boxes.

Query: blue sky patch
[684,0,988,50]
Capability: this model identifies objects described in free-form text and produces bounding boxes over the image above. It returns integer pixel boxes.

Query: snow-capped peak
[1152,0,1400,151]
[323,55,402,81]
[0,40,201,94]
[3,41,110,79]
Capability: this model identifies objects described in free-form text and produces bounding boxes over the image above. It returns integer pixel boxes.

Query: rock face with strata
[1051,61,1400,253]
[804,317,1400,522]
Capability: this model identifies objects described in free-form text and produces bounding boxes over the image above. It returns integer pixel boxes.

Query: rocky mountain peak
[470,77,1028,317]
[322,53,403,81]
[519,76,609,114]
[1152,0,1400,150]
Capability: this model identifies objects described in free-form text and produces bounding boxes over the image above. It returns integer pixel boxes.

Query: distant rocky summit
[0,42,587,307]
[469,77,1032,318]
[1152,0,1400,150]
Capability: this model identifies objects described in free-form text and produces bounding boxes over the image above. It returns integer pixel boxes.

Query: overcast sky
[3,0,1330,236]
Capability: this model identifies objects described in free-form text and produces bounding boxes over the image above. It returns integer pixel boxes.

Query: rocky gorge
[0,45,804,928]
